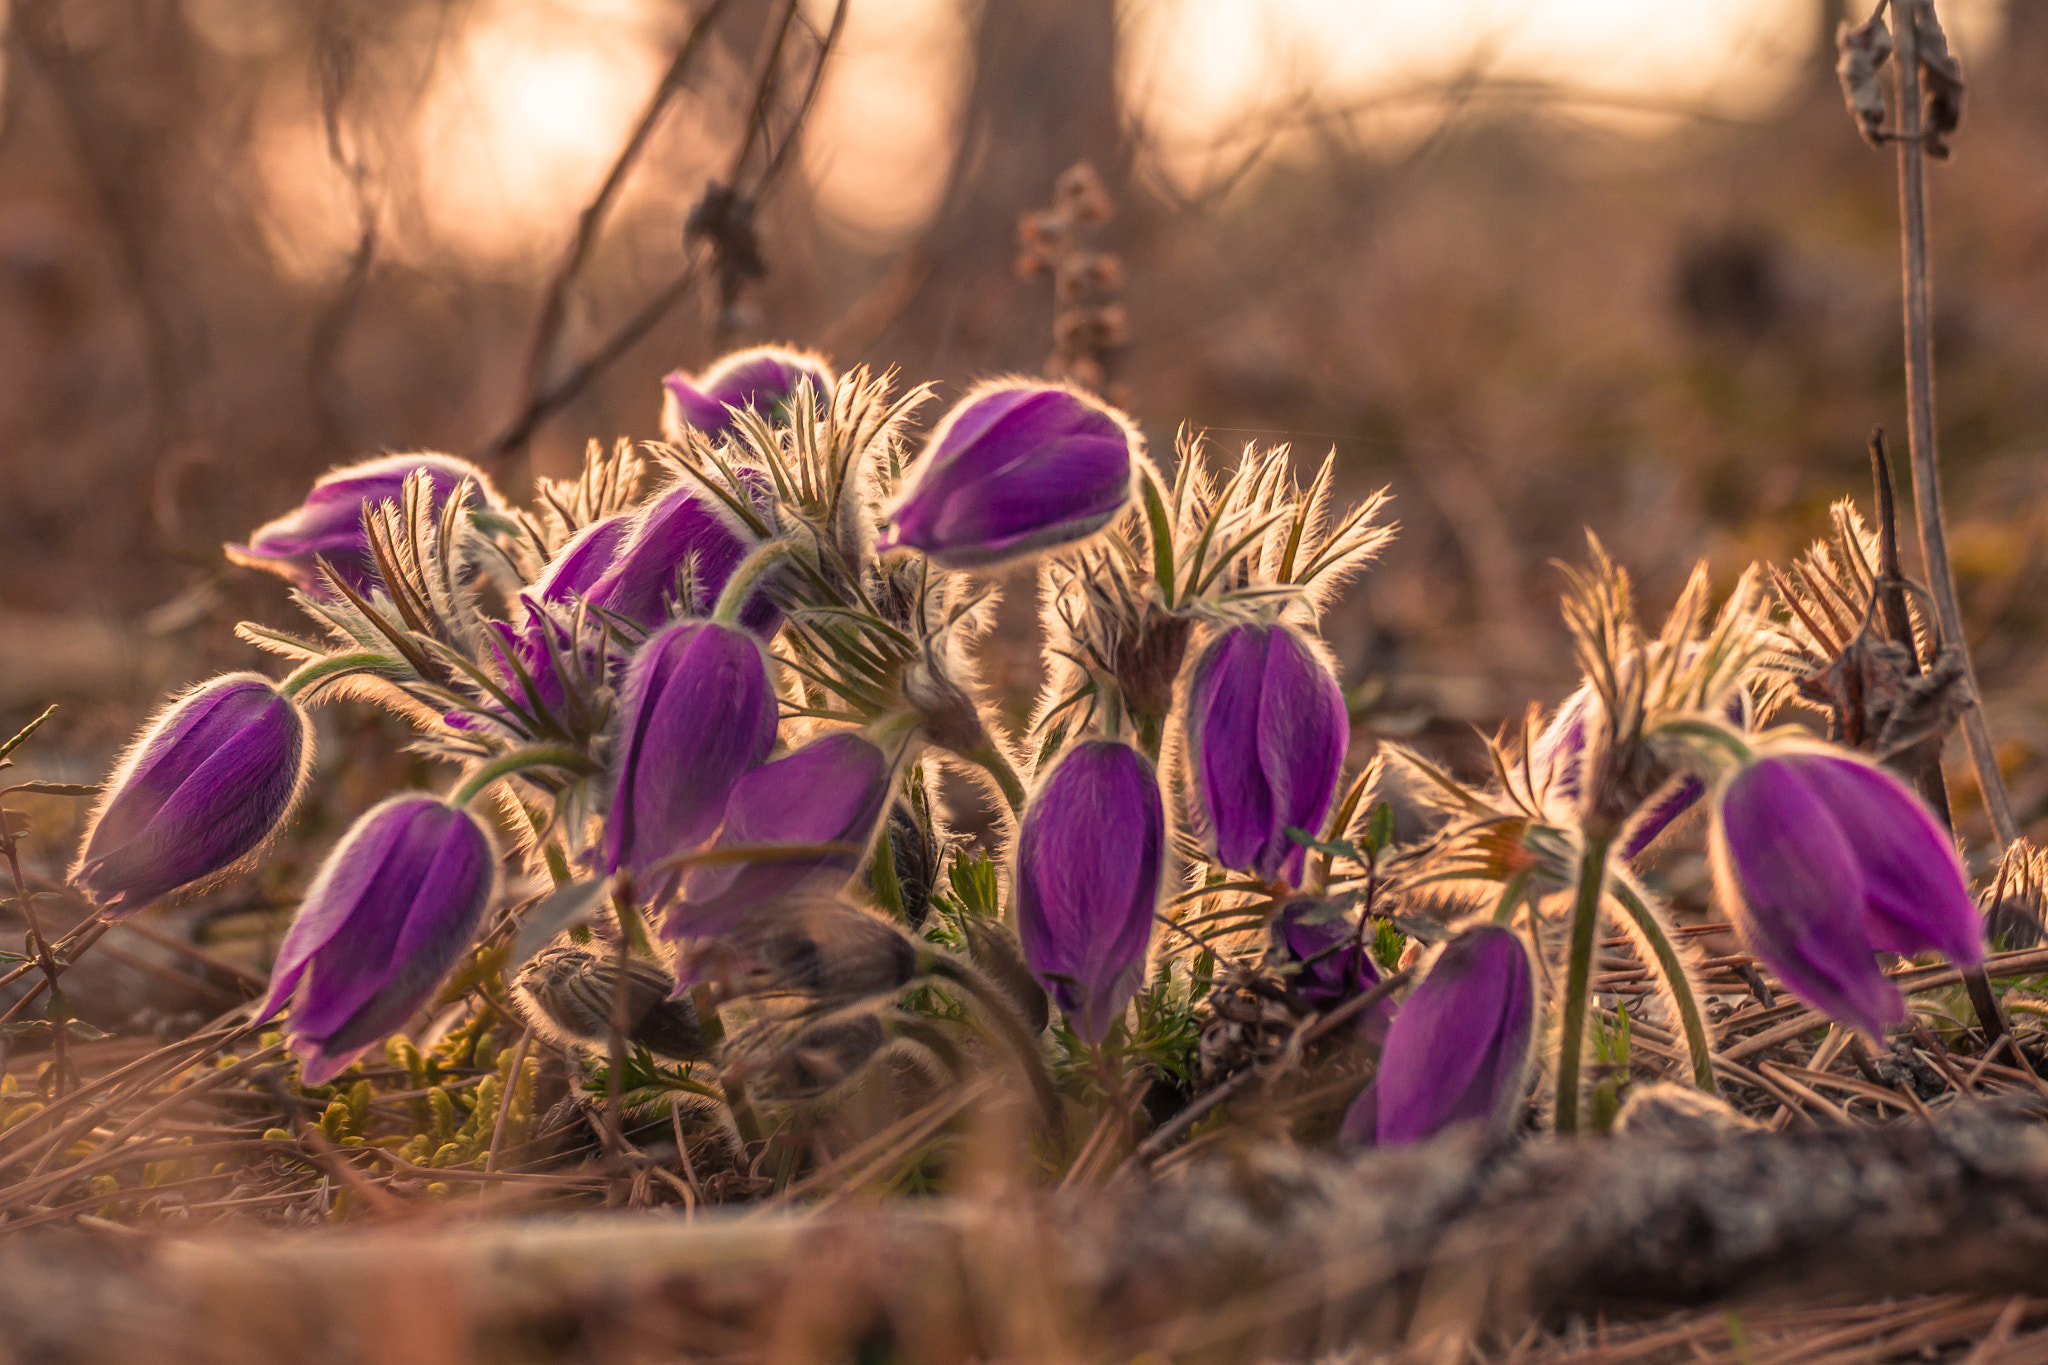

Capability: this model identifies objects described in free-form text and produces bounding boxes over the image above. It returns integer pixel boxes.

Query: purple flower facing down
[1272,900,1391,1039]
[1533,679,1747,859]
[1712,749,1983,1037]
[603,621,779,895]
[584,472,779,638]
[529,515,631,615]
[876,383,1136,569]
[226,453,502,600]
[1341,925,1535,1148]
[661,346,833,440]
[668,733,895,941]
[1187,623,1349,886]
[1015,739,1164,1043]
[259,795,497,1085]
[72,673,311,919]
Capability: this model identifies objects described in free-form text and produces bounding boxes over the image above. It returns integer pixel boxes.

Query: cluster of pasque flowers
[67,343,1994,1146]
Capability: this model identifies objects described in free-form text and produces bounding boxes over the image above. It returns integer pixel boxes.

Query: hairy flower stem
[1611,881,1717,1094]
[452,746,598,807]
[965,741,1028,815]
[1890,0,2018,852]
[925,954,1063,1133]
[1491,869,1533,925]
[1555,831,1614,1134]
[689,985,764,1148]
[711,540,790,626]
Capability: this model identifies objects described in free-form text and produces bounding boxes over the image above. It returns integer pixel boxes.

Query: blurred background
[2,0,2046,845]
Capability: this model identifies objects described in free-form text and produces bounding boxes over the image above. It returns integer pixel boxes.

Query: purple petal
[1349,925,1533,1147]
[72,675,310,917]
[1713,757,1905,1038]
[1015,740,1163,1043]
[880,386,1134,569]
[669,733,894,939]
[586,471,779,636]
[602,621,779,891]
[1619,773,1707,861]
[1190,624,1349,884]
[662,347,833,439]
[1790,753,1985,968]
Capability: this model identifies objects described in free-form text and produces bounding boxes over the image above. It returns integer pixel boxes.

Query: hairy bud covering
[72,673,311,918]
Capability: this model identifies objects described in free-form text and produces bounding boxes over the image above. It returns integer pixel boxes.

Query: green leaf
[1139,472,1177,607]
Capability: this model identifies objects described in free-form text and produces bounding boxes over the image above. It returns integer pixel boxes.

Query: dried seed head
[513,943,709,1061]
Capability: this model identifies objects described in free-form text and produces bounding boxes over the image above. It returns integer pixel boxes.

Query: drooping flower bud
[1711,747,1982,1037]
[661,346,833,440]
[876,383,1136,569]
[226,453,502,600]
[583,472,779,637]
[668,732,895,940]
[71,673,312,918]
[259,795,498,1085]
[602,620,779,897]
[1015,739,1163,1043]
[1186,622,1350,886]
[512,943,708,1061]
[528,515,631,615]
[1271,900,1392,1038]
[1341,925,1535,1147]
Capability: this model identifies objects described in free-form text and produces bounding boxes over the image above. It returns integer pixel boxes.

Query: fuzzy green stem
[1651,716,1754,768]
[452,746,596,807]
[925,953,1063,1133]
[1555,831,1614,1135]
[966,741,1028,815]
[1490,869,1533,925]
[711,540,789,625]
[1610,880,1718,1094]
[278,651,395,700]
[689,985,764,1148]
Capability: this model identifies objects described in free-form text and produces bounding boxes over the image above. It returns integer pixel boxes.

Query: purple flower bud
[1272,901,1390,1038]
[1711,753,1913,1038]
[876,383,1136,569]
[584,472,779,638]
[226,453,502,600]
[494,515,632,720]
[1015,739,1164,1043]
[1186,622,1349,886]
[661,346,833,439]
[668,733,895,941]
[259,795,497,1085]
[1790,755,1985,968]
[1341,925,1535,1148]
[602,620,779,897]
[529,515,631,613]
[71,674,311,919]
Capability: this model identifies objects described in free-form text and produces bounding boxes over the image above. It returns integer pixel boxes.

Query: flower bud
[1015,739,1163,1043]
[226,453,502,600]
[661,346,833,440]
[259,795,498,1085]
[876,383,1136,569]
[1341,925,1535,1147]
[1711,748,1982,1037]
[602,620,779,897]
[1271,900,1391,1038]
[730,898,920,1005]
[583,472,779,637]
[668,732,895,940]
[72,674,312,918]
[1186,622,1349,886]
[512,943,709,1061]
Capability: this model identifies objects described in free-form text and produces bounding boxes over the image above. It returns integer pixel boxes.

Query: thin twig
[1888,0,2020,848]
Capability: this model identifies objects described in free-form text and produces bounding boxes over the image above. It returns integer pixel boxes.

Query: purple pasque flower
[661,346,833,440]
[71,673,312,919]
[491,515,632,719]
[1711,747,1982,1037]
[1341,925,1535,1148]
[1015,739,1164,1043]
[1186,622,1349,886]
[667,732,896,941]
[602,620,779,897]
[226,453,502,600]
[583,471,779,638]
[259,795,497,1085]
[876,383,1136,569]
[1271,900,1391,1037]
